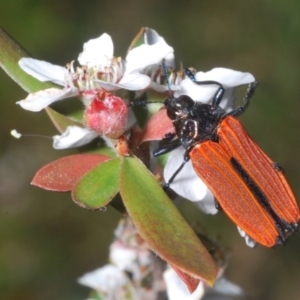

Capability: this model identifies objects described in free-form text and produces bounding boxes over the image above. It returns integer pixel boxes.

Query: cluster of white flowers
[16,28,256,248]
[78,218,245,300]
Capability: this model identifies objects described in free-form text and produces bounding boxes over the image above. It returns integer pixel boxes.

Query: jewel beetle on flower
[151,64,300,247]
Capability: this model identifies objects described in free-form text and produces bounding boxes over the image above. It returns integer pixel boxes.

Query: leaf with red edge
[170,264,200,293]
[32,154,110,191]
[139,107,174,144]
[119,155,217,286]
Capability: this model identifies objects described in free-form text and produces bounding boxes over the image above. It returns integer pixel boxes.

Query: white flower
[78,264,127,293]
[110,240,152,282]
[163,268,205,300]
[77,33,113,69]
[175,68,255,112]
[109,242,139,276]
[164,68,255,215]
[17,31,173,112]
[52,126,98,149]
[163,267,245,300]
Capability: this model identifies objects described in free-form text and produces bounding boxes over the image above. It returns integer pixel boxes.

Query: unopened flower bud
[84,89,128,139]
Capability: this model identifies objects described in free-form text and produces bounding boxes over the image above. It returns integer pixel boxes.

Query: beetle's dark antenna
[129,60,174,108]
[129,98,159,107]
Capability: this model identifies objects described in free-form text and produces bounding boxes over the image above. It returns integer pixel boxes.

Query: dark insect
[153,64,299,247]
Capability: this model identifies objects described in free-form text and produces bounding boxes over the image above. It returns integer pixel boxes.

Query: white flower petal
[174,78,220,104]
[175,68,255,110]
[125,41,174,73]
[19,58,67,86]
[195,68,255,88]
[237,226,246,238]
[78,33,113,69]
[213,277,245,297]
[144,28,175,67]
[53,126,98,149]
[221,88,235,112]
[118,73,151,90]
[149,81,169,93]
[164,147,208,202]
[78,264,127,292]
[16,87,78,112]
[194,189,218,215]
[237,227,256,248]
[163,268,205,300]
[110,244,137,271]
[94,73,150,91]
[144,28,165,45]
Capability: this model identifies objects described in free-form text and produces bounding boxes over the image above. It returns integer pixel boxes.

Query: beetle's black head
[163,93,226,148]
[164,95,194,120]
[164,94,225,121]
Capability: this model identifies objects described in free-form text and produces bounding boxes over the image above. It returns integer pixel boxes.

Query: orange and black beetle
[154,70,299,247]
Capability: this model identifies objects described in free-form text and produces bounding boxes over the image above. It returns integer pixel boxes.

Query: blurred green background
[1,0,300,299]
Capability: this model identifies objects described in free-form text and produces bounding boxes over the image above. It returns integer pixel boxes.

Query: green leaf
[119,156,217,285]
[72,158,121,209]
[50,97,85,122]
[45,107,83,134]
[0,27,55,93]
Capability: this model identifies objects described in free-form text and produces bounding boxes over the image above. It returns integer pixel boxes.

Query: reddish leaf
[32,154,110,191]
[170,264,201,293]
[139,108,174,144]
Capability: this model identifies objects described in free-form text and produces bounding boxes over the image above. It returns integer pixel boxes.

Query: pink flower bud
[84,89,128,139]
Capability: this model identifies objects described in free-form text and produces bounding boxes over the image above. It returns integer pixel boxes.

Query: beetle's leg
[225,81,258,117]
[162,132,176,142]
[184,68,225,106]
[153,139,181,157]
[164,155,190,190]
[163,150,191,190]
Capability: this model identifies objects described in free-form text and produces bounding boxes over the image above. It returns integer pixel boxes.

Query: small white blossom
[17,31,174,112]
